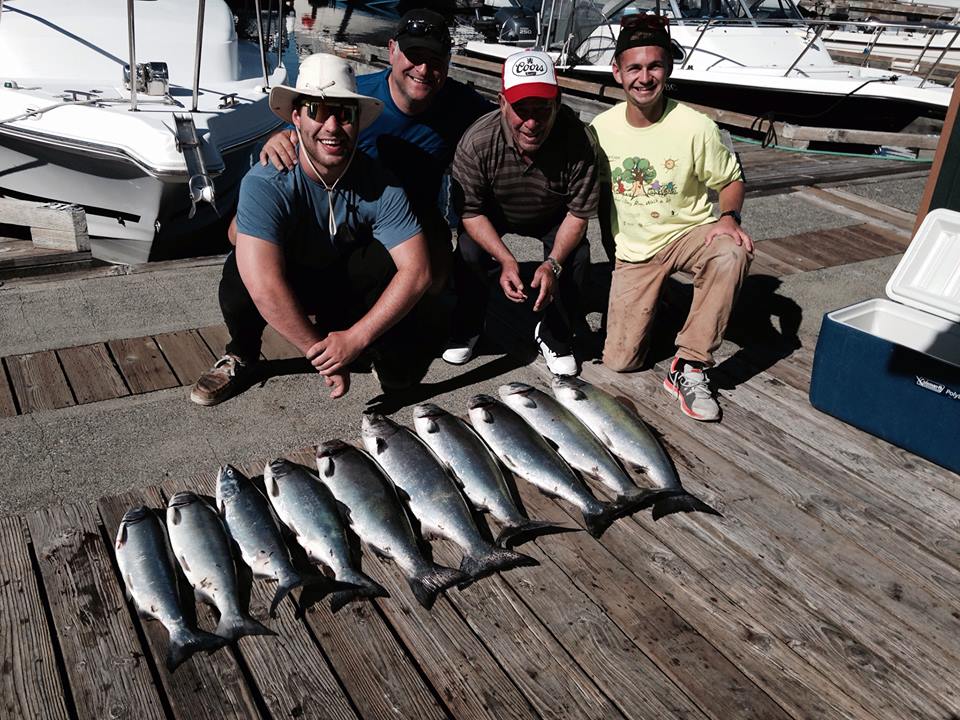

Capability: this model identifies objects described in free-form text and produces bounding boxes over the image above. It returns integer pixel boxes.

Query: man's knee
[705,234,751,273]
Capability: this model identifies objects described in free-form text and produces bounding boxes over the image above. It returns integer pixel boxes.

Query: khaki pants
[603,222,752,371]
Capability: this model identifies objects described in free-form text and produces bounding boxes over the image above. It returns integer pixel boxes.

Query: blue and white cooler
[809,208,960,473]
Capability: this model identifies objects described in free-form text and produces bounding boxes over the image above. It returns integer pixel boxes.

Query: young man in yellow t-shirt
[590,15,754,422]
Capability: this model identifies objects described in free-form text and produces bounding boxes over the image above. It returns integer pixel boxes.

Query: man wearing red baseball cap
[445,51,599,376]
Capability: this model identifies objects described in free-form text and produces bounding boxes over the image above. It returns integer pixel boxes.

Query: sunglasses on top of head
[299,100,358,126]
[619,13,671,36]
[398,18,451,49]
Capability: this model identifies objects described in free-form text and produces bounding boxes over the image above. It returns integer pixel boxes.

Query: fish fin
[369,545,393,561]
[519,396,537,409]
[214,612,277,642]
[268,574,304,617]
[374,437,387,455]
[423,418,439,434]
[178,555,190,573]
[170,507,181,525]
[571,388,587,401]
[115,525,127,548]
[495,519,580,548]
[335,500,353,523]
[124,574,133,601]
[328,572,390,613]
[317,455,335,478]
[478,408,493,424]
[542,436,561,453]
[407,565,468,609]
[458,544,538,580]
[652,492,723,521]
[613,487,675,518]
[166,627,229,672]
[501,453,520,473]
[582,502,621,538]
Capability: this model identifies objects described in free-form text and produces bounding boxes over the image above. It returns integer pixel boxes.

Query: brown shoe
[190,354,255,406]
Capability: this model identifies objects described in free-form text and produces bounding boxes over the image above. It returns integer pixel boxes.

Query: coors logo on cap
[502,50,559,104]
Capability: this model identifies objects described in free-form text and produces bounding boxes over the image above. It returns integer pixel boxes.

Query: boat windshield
[601,0,804,23]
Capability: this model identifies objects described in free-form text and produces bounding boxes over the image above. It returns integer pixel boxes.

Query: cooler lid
[886,208,960,324]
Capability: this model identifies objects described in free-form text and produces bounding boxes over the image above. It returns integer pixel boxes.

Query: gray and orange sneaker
[663,357,720,422]
[190,354,256,406]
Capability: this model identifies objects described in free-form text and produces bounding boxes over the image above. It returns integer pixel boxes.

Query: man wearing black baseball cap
[590,14,753,422]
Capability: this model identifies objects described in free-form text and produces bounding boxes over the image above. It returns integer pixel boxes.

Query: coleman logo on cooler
[916,376,945,393]
[513,57,547,77]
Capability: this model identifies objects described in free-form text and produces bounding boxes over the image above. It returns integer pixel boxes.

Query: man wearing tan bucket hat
[190,53,431,405]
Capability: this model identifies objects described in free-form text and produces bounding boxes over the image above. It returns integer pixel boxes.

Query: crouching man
[591,15,753,421]
[191,54,430,405]
[444,50,598,376]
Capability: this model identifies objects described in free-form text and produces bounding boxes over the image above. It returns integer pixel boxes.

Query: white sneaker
[534,322,578,376]
[442,334,479,365]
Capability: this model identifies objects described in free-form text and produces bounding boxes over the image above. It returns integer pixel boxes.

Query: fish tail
[268,574,304,618]
[166,627,229,672]
[407,564,468,610]
[329,571,390,614]
[215,611,277,642]
[652,491,723,521]
[614,488,676,518]
[495,519,578,548]
[459,543,538,580]
[582,502,621,538]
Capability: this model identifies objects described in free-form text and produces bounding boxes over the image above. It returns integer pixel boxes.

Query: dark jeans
[450,224,591,355]
[218,242,423,373]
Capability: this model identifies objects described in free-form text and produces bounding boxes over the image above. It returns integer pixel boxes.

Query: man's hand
[259,129,299,171]
[499,259,527,303]
[307,329,366,376]
[324,371,351,399]
[706,216,754,253]
[530,262,558,312]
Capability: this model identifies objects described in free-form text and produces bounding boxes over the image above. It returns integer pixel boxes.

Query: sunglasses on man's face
[620,13,671,36]
[300,100,358,126]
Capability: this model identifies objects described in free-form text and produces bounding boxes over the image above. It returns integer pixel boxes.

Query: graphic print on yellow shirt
[591,100,742,263]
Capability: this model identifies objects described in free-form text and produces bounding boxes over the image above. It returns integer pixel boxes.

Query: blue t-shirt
[356,69,493,214]
[236,151,420,269]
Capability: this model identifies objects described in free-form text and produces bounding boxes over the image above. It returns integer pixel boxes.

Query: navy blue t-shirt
[356,69,493,215]
[237,151,420,270]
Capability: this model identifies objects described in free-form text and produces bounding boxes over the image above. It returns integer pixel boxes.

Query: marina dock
[1,142,957,719]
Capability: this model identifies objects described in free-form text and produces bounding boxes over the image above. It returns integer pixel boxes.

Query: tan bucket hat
[268,53,383,131]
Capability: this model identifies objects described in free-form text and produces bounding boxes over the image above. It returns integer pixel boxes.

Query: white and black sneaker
[441,334,480,365]
[534,322,578,377]
[663,357,720,422]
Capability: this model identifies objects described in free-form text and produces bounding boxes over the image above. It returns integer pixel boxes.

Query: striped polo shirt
[451,105,598,237]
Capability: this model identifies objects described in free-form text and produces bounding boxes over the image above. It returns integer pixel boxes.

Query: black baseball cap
[614,13,673,60]
[394,9,451,56]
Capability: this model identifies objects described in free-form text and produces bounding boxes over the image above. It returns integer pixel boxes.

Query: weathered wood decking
[2,307,958,720]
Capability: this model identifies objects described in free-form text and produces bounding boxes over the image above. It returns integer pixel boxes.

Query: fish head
[115,505,150,548]
[215,464,244,507]
[498,382,538,409]
[412,403,446,435]
[166,491,198,527]
[551,375,588,401]
[360,412,399,438]
[467,394,498,424]
[316,439,352,478]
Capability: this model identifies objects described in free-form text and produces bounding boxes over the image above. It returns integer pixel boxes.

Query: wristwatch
[720,209,742,225]
[545,256,562,279]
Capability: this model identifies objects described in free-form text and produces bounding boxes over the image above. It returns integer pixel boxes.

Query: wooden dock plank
[58,344,130,404]
[426,542,626,720]
[279,450,450,720]
[574,364,960,719]
[5,351,75,412]
[180,467,363,720]
[108,337,179,394]
[197,325,232,359]
[468,529,769,720]
[510,480,874,720]
[97,488,265,720]
[260,326,302,361]
[26,502,166,720]
[749,237,826,272]
[356,548,540,720]
[154,330,217,387]
[0,515,72,720]
[0,363,17,416]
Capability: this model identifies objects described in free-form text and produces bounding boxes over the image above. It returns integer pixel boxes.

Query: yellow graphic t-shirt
[590,100,742,262]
